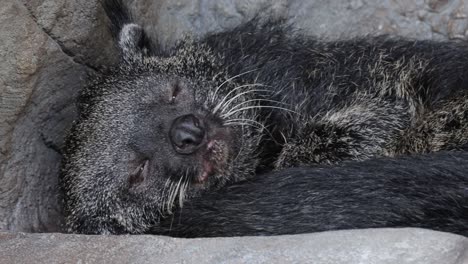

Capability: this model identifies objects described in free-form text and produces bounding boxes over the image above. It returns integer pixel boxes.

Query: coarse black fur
[61,0,468,235]
[155,150,468,237]
[153,150,468,237]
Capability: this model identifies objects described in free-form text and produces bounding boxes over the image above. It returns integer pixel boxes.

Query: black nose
[170,114,205,154]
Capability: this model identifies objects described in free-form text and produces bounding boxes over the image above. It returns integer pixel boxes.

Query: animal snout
[170,114,205,154]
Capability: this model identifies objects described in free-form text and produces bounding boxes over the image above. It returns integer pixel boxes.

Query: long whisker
[161,177,172,216]
[223,98,288,115]
[217,87,273,114]
[173,176,183,204]
[178,169,189,208]
[222,105,298,119]
[213,85,269,114]
[169,211,175,231]
[169,181,177,214]
[167,175,183,215]
[225,122,263,131]
[211,70,257,103]
[165,183,174,214]
[224,118,267,130]
[179,179,188,208]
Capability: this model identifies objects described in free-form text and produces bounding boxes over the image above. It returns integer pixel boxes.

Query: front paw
[274,125,354,169]
[274,142,315,169]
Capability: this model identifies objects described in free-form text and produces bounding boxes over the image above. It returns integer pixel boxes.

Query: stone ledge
[1,228,467,264]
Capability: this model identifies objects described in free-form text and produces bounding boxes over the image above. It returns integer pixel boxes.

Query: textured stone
[23,0,118,68]
[130,0,468,48]
[0,0,104,232]
[1,228,467,264]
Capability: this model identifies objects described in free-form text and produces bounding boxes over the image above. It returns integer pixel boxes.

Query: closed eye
[170,81,181,104]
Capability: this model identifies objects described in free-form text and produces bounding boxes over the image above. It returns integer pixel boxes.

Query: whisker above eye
[216,87,273,114]
[211,70,258,103]
[213,85,269,114]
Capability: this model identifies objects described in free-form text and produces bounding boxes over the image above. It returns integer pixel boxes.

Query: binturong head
[61,15,263,234]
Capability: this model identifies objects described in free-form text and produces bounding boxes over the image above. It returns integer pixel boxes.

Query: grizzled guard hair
[61,0,468,236]
[154,150,468,237]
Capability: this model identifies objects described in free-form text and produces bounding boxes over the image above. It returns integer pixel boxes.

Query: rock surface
[0,0,91,233]
[131,0,468,49]
[1,228,468,264]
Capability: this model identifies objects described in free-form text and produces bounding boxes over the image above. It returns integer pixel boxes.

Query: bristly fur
[154,150,468,237]
[61,0,468,235]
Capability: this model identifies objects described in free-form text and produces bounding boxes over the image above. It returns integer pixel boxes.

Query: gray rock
[131,0,468,49]
[23,0,118,68]
[1,228,467,264]
[0,0,116,232]
[0,0,82,232]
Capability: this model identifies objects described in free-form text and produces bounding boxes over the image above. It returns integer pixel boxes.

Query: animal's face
[62,24,261,233]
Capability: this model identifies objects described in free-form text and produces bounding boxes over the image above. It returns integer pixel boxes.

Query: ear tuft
[118,23,151,63]
[102,0,152,63]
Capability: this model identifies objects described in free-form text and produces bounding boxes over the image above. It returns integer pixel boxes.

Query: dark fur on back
[209,24,468,169]
[61,0,468,235]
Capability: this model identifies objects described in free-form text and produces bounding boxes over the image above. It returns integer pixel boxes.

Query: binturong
[61,0,468,235]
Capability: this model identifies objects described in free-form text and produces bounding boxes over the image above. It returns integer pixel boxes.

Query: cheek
[157,123,171,145]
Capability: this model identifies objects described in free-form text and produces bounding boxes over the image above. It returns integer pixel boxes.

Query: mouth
[193,138,229,185]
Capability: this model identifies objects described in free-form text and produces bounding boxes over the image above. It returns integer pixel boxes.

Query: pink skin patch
[198,160,214,183]
[195,140,219,183]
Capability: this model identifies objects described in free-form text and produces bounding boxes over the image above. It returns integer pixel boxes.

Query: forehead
[95,69,217,114]
[109,74,179,100]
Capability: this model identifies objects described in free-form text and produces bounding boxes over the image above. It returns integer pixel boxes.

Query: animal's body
[155,150,468,237]
[61,0,468,235]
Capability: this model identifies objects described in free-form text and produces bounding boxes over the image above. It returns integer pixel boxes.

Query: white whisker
[213,85,269,114]
[222,105,298,119]
[223,98,287,116]
[217,88,274,114]
[211,70,257,103]
[178,170,189,208]
[165,183,175,214]
[224,118,267,129]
